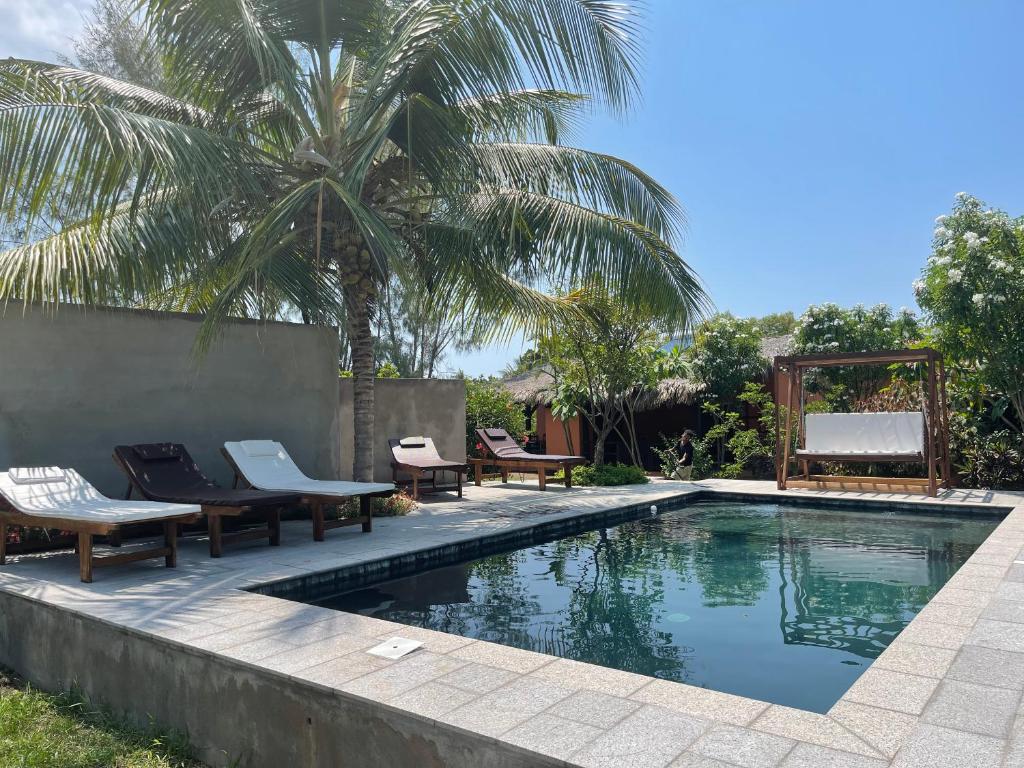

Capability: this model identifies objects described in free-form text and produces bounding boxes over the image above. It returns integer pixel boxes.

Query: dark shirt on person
[677,441,694,467]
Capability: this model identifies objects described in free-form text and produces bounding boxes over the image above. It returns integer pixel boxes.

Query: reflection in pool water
[317,502,998,712]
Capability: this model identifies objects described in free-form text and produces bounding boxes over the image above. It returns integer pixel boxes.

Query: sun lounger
[0,467,200,582]
[221,441,393,540]
[472,428,585,490]
[388,436,469,499]
[113,443,301,557]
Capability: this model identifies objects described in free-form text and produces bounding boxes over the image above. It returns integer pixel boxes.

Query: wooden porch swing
[773,348,952,497]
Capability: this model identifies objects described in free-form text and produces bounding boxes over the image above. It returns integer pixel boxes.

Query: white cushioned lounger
[222,441,393,541]
[0,467,200,582]
[222,441,394,496]
[0,467,201,523]
[797,412,924,456]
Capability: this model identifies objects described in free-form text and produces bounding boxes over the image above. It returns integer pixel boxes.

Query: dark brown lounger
[472,428,586,490]
[114,443,300,557]
[389,437,470,499]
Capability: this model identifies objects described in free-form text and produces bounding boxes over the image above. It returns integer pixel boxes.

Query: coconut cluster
[335,230,377,297]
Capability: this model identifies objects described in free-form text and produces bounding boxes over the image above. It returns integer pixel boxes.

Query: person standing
[672,430,696,481]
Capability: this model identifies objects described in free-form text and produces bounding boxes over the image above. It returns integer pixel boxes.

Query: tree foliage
[915,193,1024,433]
[537,290,688,465]
[465,378,524,458]
[688,314,765,406]
[0,0,709,480]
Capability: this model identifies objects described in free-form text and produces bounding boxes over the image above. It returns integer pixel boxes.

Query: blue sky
[3,0,1022,376]
[456,0,1024,375]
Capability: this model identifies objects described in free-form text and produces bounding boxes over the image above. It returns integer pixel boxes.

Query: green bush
[949,414,1024,489]
[465,378,526,458]
[572,463,650,486]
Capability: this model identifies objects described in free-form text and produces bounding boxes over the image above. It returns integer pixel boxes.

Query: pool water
[317,501,999,712]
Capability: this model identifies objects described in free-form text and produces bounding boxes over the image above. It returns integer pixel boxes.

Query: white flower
[972,293,986,306]
[934,226,951,240]
[948,268,963,283]
[935,215,948,224]
[912,279,926,295]
[956,191,969,201]
[935,255,952,266]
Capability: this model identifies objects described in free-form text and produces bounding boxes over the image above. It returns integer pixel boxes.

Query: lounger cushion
[224,441,394,497]
[399,436,426,448]
[475,429,583,463]
[0,468,199,524]
[9,466,66,485]
[116,444,299,507]
[240,440,284,458]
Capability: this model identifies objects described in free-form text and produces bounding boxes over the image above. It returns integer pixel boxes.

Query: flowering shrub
[373,491,416,516]
[688,314,765,404]
[794,303,921,406]
[915,193,1024,431]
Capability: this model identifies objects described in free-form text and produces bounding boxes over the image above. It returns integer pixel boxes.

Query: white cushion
[240,440,283,458]
[399,436,426,448]
[9,466,66,485]
[224,441,394,497]
[804,412,924,455]
[0,468,200,523]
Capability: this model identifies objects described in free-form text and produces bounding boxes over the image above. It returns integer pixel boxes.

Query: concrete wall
[0,591,554,768]
[0,303,340,495]
[338,378,466,482]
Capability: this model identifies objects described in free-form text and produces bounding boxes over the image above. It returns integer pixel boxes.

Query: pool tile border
[0,478,1022,767]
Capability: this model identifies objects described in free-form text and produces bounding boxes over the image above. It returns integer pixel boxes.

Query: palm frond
[0,59,210,126]
[445,189,710,326]
[469,142,685,241]
[0,101,274,232]
[0,194,227,304]
[455,89,589,144]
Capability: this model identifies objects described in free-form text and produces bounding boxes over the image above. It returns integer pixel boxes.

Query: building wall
[0,302,340,495]
[338,378,466,483]
[535,405,582,456]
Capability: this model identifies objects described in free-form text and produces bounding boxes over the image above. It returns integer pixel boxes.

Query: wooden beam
[775,347,937,368]
[787,477,934,494]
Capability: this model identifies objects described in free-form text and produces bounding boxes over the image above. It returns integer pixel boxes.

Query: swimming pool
[311,500,999,712]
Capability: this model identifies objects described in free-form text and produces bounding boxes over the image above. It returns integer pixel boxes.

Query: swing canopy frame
[773,348,952,497]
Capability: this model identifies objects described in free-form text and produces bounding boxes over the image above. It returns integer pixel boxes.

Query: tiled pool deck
[2,478,1023,767]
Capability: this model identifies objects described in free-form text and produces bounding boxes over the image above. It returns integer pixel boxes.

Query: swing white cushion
[798,412,924,457]
[224,441,394,497]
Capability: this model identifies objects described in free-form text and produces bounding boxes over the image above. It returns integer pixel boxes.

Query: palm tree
[0,0,709,481]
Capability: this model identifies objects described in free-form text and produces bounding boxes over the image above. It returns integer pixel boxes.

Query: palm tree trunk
[347,289,375,482]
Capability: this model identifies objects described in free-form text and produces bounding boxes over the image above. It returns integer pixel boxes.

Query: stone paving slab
[1,478,1023,767]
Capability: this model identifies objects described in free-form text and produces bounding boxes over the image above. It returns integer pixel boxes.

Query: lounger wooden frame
[469,456,582,490]
[221,448,388,541]
[774,348,952,497]
[113,452,283,558]
[392,465,465,499]
[0,501,198,583]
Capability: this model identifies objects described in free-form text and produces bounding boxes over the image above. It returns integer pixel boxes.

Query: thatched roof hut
[499,334,793,411]
[500,368,703,411]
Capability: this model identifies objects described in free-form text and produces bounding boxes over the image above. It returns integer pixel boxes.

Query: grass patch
[0,668,204,768]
